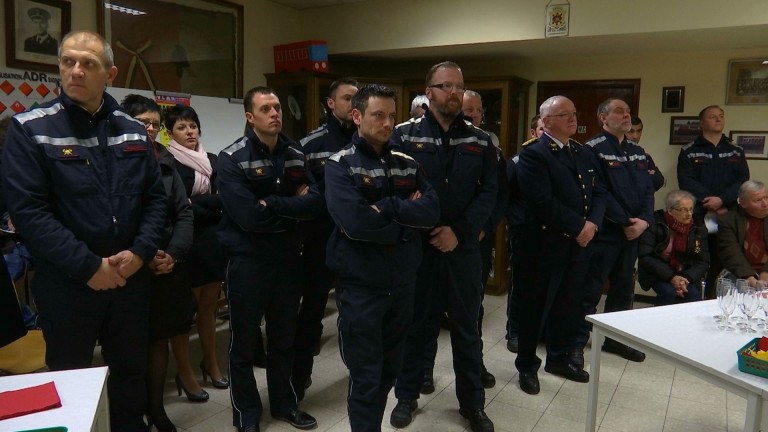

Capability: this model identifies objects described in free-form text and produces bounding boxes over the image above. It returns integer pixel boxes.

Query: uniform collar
[352,131,391,158]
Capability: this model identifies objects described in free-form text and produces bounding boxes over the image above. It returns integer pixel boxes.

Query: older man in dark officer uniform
[3,31,166,431]
[293,77,358,398]
[217,86,320,432]
[678,105,749,297]
[576,98,654,363]
[389,61,497,432]
[515,95,606,395]
[325,83,440,432]
[24,7,58,56]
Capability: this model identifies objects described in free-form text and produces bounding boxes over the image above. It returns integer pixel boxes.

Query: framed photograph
[96,0,244,98]
[661,86,685,113]
[669,116,700,145]
[4,0,71,73]
[729,131,768,159]
[726,59,768,105]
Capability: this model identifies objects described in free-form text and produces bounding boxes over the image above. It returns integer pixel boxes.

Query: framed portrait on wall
[661,86,684,113]
[726,59,768,105]
[729,131,768,159]
[4,0,71,73]
[669,116,700,145]
[96,0,244,98]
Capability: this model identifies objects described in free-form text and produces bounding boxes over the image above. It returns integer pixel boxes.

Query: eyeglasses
[671,207,694,214]
[546,111,579,120]
[136,118,162,130]
[428,83,465,93]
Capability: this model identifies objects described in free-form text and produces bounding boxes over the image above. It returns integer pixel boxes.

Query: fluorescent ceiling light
[105,3,146,15]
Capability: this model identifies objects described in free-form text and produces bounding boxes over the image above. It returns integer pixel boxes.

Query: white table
[586,300,768,432]
[0,366,110,432]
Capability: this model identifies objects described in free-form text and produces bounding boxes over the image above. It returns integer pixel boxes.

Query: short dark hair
[425,61,461,86]
[164,104,202,136]
[529,115,541,131]
[698,105,723,121]
[121,94,161,118]
[352,84,397,115]
[328,77,358,99]
[243,86,277,113]
[597,98,620,118]
[631,115,642,126]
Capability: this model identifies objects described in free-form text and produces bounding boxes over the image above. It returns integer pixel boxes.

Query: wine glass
[739,284,760,334]
[734,279,750,328]
[717,281,736,331]
[714,277,729,322]
[758,281,768,330]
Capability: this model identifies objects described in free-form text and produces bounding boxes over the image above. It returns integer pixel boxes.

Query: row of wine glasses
[716,277,768,333]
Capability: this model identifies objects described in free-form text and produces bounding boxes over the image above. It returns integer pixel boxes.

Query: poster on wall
[0,67,60,117]
[545,1,570,38]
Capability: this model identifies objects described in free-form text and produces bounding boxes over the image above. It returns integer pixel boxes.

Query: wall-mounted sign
[545,1,570,38]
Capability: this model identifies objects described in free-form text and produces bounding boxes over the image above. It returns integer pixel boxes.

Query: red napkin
[0,381,62,420]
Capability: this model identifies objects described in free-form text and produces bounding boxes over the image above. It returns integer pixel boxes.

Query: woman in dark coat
[638,189,710,306]
[122,95,194,431]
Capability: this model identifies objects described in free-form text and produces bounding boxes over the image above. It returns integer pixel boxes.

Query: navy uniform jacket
[216,129,321,257]
[390,110,498,251]
[516,133,606,260]
[645,152,665,192]
[677,134,749,217]
[506,137,536,233]
[2,91,167,284]
[483,145,509,236]
[586,131,654,231]
[325,133,440,291]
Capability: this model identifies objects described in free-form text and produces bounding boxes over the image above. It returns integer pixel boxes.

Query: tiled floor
[159,292,749,432]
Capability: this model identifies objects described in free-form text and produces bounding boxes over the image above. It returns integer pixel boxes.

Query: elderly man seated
[718,180,768,286]
[638,190,709,305]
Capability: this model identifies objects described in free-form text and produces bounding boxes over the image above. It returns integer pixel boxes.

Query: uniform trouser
[422,234,495,373]
[395,250,485,410]
[515,253,592,374]
[292,232,334,390]
[33,268,151,432]
[575,235,638,347]
[506,231,521,340]
[337,283,414,432]
[227,256,302,428]
[705,234,721,299]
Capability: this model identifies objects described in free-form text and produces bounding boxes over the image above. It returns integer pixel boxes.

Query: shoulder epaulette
[521,137,537,147]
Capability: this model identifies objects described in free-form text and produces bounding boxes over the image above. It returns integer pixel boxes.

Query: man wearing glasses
[514,96,606,395]
[578,98,655,364]
[389,61,497,432]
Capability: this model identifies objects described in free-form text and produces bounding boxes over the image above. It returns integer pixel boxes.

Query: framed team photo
[729,130,768,159]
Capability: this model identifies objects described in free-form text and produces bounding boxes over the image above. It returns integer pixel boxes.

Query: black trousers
[292,229,334,390]
[395,250,485,410]
[337,283,413,432]
[33,267,151,432]
[227,255,302,428]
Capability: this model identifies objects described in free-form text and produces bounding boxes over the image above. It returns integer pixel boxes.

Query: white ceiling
[268,0,368,9]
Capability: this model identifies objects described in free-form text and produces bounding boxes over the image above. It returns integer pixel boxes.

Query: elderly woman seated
[638,190,710,306]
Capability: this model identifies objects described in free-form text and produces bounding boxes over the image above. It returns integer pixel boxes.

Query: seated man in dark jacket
[718,180,768,286]
[638,190,709,305]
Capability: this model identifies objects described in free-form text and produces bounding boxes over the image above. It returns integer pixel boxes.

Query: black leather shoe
[238,425,259,432]
[274,409,317,430]
[568,347,585,368]
[544,361,589,383]
[506,336,519,353]
[459,408,495,432]
[603,340,646,362]
[390,399,417,428]
[480,366,496,389]
[518,371,540,395]
[420,370,435,394]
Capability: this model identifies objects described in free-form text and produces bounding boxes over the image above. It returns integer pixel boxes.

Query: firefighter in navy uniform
[389,61,497,432]
[217,87,320,432]
[293,77,358,398]
[576,98,654,364]
[325,84,439,432]
[3,31,166,431]
[514,96,606,395]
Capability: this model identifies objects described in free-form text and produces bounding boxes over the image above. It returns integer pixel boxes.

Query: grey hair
[738,180,766,202]
[59,30,115,68]
[410,95,429,118]
[539,95,569,117]
[463,90,481,102]
[664,190,696,211]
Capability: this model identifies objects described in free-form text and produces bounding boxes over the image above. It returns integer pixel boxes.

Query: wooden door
[536,79,640,144]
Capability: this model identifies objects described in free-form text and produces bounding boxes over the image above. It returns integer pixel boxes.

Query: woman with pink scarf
[165,105,229,400]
